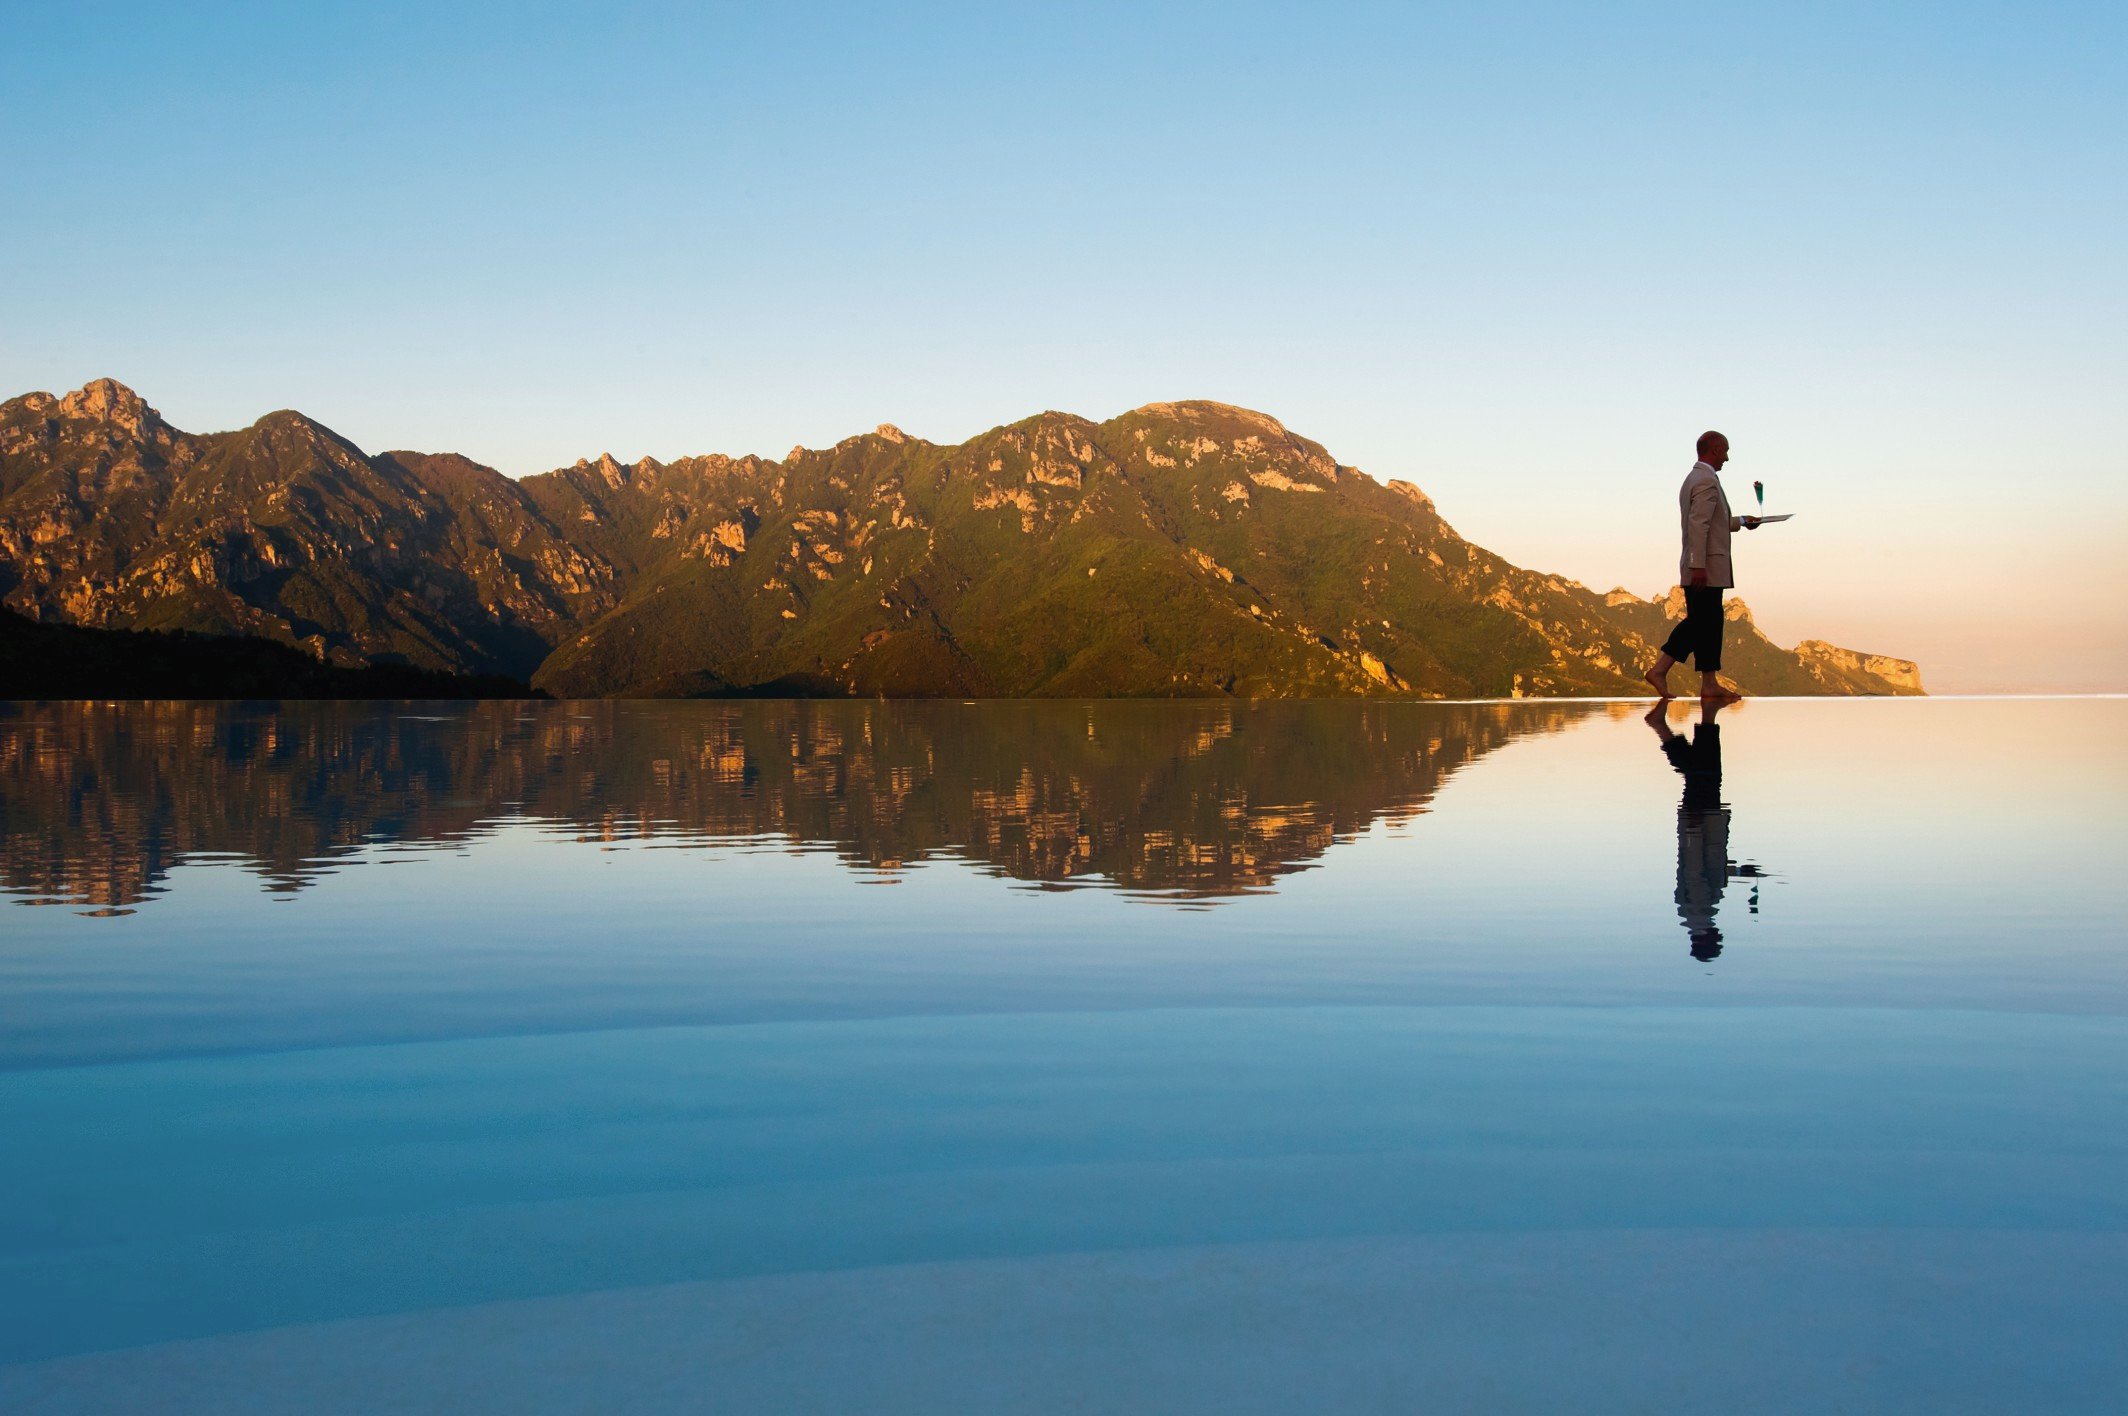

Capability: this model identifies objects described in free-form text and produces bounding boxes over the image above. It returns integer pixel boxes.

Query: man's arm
[1684,479,1719,586]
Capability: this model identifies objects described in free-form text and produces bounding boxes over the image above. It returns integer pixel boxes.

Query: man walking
[1645,430,1759,702]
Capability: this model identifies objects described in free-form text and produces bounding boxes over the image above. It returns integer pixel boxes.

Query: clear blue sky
[5,2,2123,690]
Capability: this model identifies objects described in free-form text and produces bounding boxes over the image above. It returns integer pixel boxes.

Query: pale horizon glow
[4,2,2123,692]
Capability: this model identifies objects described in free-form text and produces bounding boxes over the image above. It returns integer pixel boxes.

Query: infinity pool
[3,698,2123,1412]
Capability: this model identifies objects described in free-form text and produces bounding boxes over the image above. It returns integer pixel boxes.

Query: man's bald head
[1696,430,1730,468]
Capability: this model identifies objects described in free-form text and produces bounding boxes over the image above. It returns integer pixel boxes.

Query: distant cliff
[0,380,1921,698]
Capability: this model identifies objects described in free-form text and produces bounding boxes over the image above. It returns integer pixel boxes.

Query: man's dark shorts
[1661,585,1725,673]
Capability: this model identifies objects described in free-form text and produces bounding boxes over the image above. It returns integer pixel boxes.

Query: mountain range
[0,379,1921,698]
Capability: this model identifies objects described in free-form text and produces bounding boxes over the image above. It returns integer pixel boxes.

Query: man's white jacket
[1678,461,1742,590]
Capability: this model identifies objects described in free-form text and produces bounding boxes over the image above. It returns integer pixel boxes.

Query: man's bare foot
[1643,666,1672,699]
[1701,683,1743,704]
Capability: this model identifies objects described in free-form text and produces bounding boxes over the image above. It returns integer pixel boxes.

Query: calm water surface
[2,698,2123,1413]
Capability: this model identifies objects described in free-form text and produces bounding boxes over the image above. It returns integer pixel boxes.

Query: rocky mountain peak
[1796,640,1925,694]
[1130,400,1290,439]
[1386,480,1435,513]
[1657,586,1755,622]
[58,378,163,437]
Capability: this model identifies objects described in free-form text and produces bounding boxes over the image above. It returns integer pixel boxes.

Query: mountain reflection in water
[0,699,1606,912]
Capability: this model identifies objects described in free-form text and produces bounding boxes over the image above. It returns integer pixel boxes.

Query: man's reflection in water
[1646,700,1765,961]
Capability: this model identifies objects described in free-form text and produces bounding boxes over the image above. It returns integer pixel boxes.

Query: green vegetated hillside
[0,380,1923,698]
